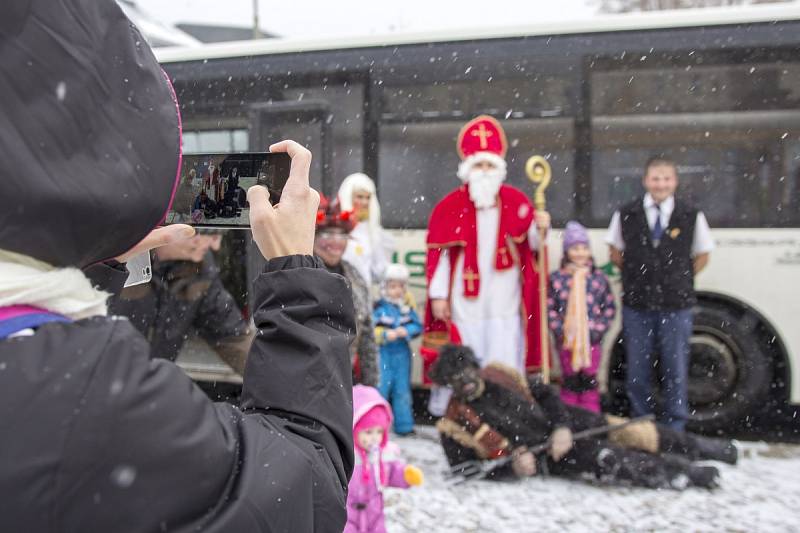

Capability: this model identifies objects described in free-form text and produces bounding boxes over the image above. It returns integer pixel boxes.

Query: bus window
[378,118,575,229]
[282,83,366,195]
[380,77,575,120]
[589,54,800,228]
[376,56,579,228]
[378,121,455,229]
[183,129,249,153]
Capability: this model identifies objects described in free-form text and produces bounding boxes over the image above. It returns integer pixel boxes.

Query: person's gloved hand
[511,446,537,477]
[549,426,574,461]
[403,465,424,486]
[248,140,320,260]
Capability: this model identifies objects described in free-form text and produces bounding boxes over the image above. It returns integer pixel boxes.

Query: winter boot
[686,434,739,465]
[658,426,739,465]
[595,447,672,489]
[687,464,721,489]
[660,453,721,490]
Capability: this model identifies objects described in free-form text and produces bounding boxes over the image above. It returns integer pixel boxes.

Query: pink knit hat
[354,406,391,444]
[352,385,393,451]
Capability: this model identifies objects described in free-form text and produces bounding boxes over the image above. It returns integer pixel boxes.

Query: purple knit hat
[563,221,590,251]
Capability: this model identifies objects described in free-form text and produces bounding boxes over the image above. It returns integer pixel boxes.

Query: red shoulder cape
[424,184,547,375]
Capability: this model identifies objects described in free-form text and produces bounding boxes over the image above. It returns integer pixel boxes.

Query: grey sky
[133,0,597,38]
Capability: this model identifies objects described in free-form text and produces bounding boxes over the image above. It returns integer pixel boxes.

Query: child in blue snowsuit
[373,264,422,435]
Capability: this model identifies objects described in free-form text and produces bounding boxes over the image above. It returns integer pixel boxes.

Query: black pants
[545,438,695,489]
[544,406,724,488]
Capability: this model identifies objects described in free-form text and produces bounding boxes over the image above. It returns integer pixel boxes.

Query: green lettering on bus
[405,251,426,277]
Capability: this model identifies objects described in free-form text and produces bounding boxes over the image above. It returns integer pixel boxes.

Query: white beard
[467,169,505,209]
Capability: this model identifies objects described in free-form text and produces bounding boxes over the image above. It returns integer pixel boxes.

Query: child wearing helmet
[372,264,422,435]
[346,385,423,533]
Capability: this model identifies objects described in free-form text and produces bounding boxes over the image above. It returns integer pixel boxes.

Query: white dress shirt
[605,193,715,256]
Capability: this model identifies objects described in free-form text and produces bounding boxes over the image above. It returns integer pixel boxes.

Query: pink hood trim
[352,385,393,449]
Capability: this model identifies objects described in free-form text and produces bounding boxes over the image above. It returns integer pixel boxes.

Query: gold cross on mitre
[471,123,493,149]
[463,268,480,292]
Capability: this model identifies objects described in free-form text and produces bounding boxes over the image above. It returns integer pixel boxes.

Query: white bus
[156,4,800,432]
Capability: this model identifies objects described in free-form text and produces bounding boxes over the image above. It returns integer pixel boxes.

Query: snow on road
[383,427,800,533]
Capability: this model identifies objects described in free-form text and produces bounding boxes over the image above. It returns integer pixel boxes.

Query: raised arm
[240,139,354,470]
[240,254,356,486]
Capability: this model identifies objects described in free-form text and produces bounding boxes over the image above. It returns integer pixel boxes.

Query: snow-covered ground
[383,427,800,533]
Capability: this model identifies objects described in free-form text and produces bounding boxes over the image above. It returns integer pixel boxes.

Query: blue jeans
[622,306,693,431]
[378,343,414,434]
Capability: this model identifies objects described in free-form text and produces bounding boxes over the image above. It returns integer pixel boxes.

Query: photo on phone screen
[164,152,291,228]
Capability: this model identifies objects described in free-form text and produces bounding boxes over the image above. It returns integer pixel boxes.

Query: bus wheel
[687,306,771,433]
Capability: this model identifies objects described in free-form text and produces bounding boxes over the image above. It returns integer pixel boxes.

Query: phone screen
[164,152,291,228]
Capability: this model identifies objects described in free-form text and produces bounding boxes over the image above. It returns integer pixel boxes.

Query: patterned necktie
[652,203,664,244]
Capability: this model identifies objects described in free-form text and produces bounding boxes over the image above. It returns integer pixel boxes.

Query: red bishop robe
[424,184,547,376]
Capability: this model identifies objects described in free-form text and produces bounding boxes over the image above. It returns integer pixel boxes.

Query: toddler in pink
[345,385,423,533]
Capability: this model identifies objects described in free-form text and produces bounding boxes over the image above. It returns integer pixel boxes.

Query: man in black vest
[606,156,714,430]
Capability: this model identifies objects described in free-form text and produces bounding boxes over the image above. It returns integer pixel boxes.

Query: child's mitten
[403,464,424,486]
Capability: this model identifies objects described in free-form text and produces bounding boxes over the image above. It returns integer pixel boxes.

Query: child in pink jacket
[346,385,423,533]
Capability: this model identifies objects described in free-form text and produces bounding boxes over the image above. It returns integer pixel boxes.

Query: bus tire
[687,305,771,432]
[604,305,772,434]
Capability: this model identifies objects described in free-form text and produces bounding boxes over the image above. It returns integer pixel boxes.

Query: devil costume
[431,346,736,490]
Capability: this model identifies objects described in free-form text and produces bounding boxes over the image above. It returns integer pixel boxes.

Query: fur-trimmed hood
[352,384,393,449]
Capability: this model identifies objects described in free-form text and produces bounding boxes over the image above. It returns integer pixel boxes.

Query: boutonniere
[669,228,681,239]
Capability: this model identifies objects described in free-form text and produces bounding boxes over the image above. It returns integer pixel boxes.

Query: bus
[156,4,800,432]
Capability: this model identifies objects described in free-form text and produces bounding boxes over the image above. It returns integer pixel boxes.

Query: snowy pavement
[383,427,800,533]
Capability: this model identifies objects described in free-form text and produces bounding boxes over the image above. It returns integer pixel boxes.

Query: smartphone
[165,152,291,228]
[123,251,153,288]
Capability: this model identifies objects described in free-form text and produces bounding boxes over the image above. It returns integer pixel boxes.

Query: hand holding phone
[165,152,291,229]
[248,141,320,260]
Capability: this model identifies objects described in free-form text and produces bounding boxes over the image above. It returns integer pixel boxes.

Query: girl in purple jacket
[548,222,617,413]
[346,385,423,533]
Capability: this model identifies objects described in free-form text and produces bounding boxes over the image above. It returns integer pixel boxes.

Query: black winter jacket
[110,254,252,374]
[0,255,355,533]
